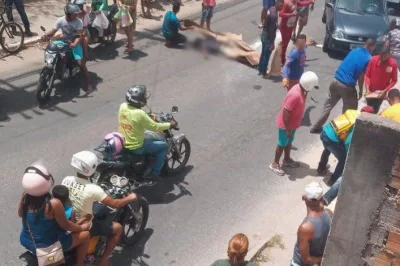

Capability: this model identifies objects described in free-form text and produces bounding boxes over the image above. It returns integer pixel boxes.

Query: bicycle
[0,4,24,54]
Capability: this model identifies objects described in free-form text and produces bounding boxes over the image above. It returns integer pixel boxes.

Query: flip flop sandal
[124,48,134,54]
[269,164,285,176]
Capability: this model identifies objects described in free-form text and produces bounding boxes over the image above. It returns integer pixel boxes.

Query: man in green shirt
[118,85,177,182]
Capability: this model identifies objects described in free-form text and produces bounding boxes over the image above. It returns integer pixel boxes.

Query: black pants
[166,33,187,46]
[366,98,383,114]
[5,0,30,30]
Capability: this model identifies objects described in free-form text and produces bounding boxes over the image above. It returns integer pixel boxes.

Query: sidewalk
[247,102,392,266]
[0,0,218,54]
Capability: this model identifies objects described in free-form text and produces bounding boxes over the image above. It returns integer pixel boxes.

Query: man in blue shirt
[310,39,376,133]
[282,34,307,90]
[162,4,194,47]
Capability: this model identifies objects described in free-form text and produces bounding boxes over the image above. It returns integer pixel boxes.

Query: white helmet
[71,151,99,177]
[299,71,319,92]
[22,164,54,197]
[71,0,86,5]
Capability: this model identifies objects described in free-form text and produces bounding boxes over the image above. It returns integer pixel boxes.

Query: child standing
[200,0,216,31]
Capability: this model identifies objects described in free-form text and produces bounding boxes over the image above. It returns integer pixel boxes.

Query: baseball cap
[304,182,323,200]
[360,105,374,113]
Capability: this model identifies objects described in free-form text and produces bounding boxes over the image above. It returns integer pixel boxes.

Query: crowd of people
[10,0,400,265]
[252,1,400,265]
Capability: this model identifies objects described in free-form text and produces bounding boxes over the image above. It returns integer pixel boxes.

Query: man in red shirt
[279,0,312,65]
[270,71,319,176]
[365,46,398,113]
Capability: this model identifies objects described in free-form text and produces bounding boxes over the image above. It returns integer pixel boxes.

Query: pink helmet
[22,165,54,197]
[104,132,125,157]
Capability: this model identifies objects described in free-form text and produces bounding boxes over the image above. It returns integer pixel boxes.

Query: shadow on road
[300,105,316,127]
[0,68,103,121]
[111,228,154,266]
[134,165,194,205]
[285,162,321,181]
[39,71,104,108]
[89,39,126,61]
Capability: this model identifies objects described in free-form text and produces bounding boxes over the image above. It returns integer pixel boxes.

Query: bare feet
[86,84,94,95]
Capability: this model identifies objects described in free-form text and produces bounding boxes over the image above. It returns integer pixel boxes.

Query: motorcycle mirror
[171,106,178,113]
[40,26,46,32]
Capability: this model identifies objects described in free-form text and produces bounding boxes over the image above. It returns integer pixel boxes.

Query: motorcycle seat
[47,41,70,53]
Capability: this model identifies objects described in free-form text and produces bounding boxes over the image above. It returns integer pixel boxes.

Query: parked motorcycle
[94,106,191,186]
[36,26,80,105]
[19,175,149,266]
[87,4,118,45]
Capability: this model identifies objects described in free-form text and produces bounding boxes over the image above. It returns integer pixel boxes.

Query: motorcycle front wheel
[165,137,191,174]
[36,69,54,105]
[121,196,149,246]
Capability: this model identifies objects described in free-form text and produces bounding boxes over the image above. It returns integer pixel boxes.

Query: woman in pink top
[200,0,216,30]
[270,71,319,176]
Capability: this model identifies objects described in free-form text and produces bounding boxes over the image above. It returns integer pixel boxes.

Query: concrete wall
[321,114,400,266]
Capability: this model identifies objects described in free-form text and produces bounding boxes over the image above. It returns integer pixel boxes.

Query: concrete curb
[0,36,40,54]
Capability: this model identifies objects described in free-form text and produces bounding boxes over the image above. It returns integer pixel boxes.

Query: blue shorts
[278,128,297,147]
[72,43,83,60]
[201,6,214,20]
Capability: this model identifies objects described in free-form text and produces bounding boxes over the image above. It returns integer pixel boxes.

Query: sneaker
[310,127,322,134]
[282,159,300,168]
[317,164,330,175]
[269,163,285,176]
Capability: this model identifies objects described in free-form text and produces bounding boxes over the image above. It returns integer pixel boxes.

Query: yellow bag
[330,110,360,141]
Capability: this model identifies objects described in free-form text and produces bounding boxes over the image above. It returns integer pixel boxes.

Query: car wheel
[323,34,330,53]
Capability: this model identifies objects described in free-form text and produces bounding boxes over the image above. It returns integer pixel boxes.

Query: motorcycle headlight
[44,52,56,64]
[332,29,344,40]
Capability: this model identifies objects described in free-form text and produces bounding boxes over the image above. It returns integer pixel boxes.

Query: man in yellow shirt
[118,85,177,182]
[380,89,400,123]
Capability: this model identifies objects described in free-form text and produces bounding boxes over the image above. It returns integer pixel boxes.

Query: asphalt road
[0,0,364,265]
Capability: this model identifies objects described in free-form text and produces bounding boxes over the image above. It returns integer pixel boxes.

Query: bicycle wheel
[0,22,24,54]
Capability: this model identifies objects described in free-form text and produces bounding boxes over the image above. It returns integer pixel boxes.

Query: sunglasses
[24,166,54,185]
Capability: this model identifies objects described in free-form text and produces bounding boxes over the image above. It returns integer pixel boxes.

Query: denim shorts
[278,128,296,147]
[201,6,214,19]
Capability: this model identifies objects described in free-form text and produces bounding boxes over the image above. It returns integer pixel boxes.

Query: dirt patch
[250,234,285,265]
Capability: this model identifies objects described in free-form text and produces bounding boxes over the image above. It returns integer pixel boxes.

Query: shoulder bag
[25,219,65,266]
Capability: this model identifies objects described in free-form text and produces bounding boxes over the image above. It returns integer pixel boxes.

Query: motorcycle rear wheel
[165,137,191,174]
[36,69,54,105]
[102,21,117,45]
[121,196,149,246]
